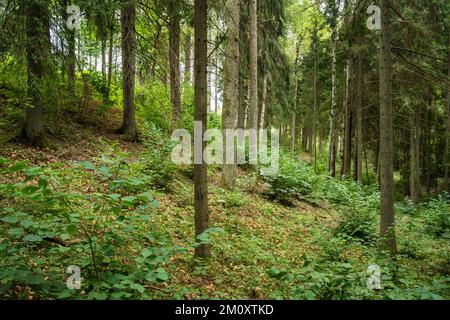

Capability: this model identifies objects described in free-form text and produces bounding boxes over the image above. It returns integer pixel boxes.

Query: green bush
[334,208,377,244]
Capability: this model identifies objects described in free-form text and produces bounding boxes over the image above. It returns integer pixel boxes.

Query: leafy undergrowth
[0,133,449,300]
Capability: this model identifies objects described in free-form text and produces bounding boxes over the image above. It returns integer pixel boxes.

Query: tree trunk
[343,0,353,179]
[444,36,450,191]
[64,0,76,96]
[24,0,51,147]
[356,44,363,183]
[119,0,137,140]
[379,0,396,255]
[248,0,258,166]
[260,73,268,129]
[107,17,114,98]
[222,0,240,189]
[169,0,181,127]
[328,17,338,177]
[184,30,192,83]
[194,0,210,258]
[410,112,420,204]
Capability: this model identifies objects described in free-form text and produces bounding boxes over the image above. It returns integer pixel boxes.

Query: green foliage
[334,208,377,244]
[0,155,182,299]
[421,194,450,238]
[262,151,314,205]
[140,123,177,190]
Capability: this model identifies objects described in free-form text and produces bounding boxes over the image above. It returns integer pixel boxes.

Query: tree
[379,0,396,255]
[194,0,210,258]
[327,0,339,177]
[24,0,52,147]
[248,0,258,166]
[444,35,450,191]
[118,0,137,141]
[169,0,181,127]
[221,0,240,189]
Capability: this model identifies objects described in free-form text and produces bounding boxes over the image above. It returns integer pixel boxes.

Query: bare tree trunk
[410,112,420,203]
[313,21,318,170]
[248,4,257,123]
[444,36,450,191]
[169,0,181,127]
[184,30,192,83]
[379,0,396,255]
[222,0,240,189]
[64,0,76,96]
[24,0,51,147]
[356,45,363,183]
[107,17,114,97]
[343,0,353,179]
[194,0,210,258]
[260,73,268,129]
[328,15,338,177]
[118,0,137,140]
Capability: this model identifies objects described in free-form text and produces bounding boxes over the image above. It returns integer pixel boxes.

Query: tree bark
[356,44,363,183]
[24,0,51,147]
[247,0,258,168]
[119,0,137,140]
[194,0,210,258]
[379,0,396,255]
[260,73,268,129]
[410,112,420,203]
[328,13,338,177]
[222,0,240,189]
[444,35,450,191]
[184,30,192,83]
[169,0,181,127]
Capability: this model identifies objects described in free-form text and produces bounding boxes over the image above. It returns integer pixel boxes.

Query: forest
[0,0,449,301]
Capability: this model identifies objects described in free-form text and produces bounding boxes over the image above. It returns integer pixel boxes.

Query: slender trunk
[184,30,192,83]
[410,112,420,203]
[379,0,396,255]
[313,23,318,170]
[119,0,137,140]
[24,0,51,147]
[107,18,114,96]
[356,45,363,183]
[343,0,353,179]
[260,73,268,129]
[328,19,338,177]
[249,5,257,122]
[169,0,181,127]
[222,0,240,189]
[194,0,210,258]
[444,36,450,191]
[64,0,76,96]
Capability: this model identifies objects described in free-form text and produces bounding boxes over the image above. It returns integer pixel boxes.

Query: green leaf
[20,220,35,228]
[121,196,137,206]
[23,234,43,243]
[88,291,108,300]
[78,161,96,171]
[7,228,23,236]
[130,283,145,294]
[1,215,18,224]
[156,268,169,282]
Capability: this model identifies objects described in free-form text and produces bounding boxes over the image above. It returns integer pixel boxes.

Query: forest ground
[0,113,449,300]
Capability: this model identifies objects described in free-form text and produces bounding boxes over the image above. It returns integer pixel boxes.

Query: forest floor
[0,118,449,300]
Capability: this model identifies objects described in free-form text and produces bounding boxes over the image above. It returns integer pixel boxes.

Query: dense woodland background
[0,0,449,300]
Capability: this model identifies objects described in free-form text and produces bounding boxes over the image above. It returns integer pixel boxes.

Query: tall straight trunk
[340,76,346,177]
[313,23,318,170]
[260,73,268,129]
[107,18,114,95]
[410,112,420,203]
[194,0,210,258]
[292,39,301,154]
[343,0,353,179]
[119,0,137,140]
[64,0,76,96]
[248,0,258,127]
[101,36,107,80]
[169,0,181,127]
[328,18,338,177]
[221,0,240,189]
[184,30,192,83]
[444,36,450,191]
[24,0,51,147]
[356,45,363,183]
[379,0,396,255]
